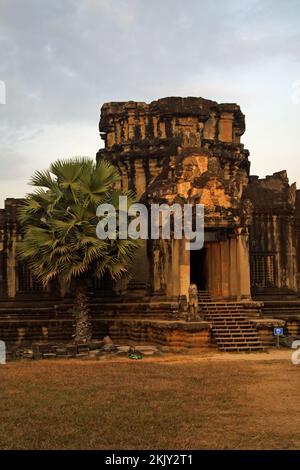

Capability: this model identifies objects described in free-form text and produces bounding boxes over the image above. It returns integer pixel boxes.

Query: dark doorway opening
[190,247,207,290]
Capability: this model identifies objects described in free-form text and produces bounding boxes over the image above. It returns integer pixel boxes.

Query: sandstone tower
[97,97,258,300]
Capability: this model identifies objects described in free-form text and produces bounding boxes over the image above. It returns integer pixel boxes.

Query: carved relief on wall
[241,199,254,226]
[196,178,232,210]
[180,155,208,179]
[153,242,166,294]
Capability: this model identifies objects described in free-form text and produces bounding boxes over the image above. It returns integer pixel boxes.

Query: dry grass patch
[0,354,299,449]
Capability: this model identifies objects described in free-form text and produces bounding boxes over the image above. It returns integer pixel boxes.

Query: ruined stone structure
[96,97,299,302]
[1,97,300,351]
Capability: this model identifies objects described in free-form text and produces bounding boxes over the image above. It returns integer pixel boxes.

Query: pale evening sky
[0,0,299,205]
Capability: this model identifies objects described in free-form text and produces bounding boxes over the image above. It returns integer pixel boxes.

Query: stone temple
[1,96,300,352]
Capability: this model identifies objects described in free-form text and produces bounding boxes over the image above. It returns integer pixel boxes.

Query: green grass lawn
[0,353,299,449]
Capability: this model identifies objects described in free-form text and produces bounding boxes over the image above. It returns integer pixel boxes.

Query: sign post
[274,327,284,349]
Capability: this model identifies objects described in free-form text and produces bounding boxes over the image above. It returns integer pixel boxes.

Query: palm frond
[18,156,139,289]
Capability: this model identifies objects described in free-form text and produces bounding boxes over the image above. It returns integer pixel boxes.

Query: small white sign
[274,327,283,336]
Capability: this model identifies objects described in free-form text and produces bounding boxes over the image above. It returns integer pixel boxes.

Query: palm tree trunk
[73,282,92,344]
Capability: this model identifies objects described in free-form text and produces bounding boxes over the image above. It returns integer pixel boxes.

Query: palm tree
[17,157,138,343]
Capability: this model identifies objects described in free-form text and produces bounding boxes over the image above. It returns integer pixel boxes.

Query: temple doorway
[190,247,207,290]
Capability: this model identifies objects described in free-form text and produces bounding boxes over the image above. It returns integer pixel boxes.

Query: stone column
[7,227,17,298]
[229,228,251,300]
[150,239,167,296]
[218,112,234,142]
[134,160,146,198]
[178,239,190,300]
[220,239,230,298]
[0,240,5,299]
[206,242,221,298]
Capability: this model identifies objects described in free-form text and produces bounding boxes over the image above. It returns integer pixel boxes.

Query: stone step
[218,339,263,346]
[205,314,247,320]
[219,346,265,352]
[217,338,262,344]
[209,320,249,324]
[202,310,241,314]
[206,318,248,322]
[212,321,252,326]
[210,322,251,326]
[212,324,256,328]
[214,332,258,337]
[213,330,258,335]
[201,305,241,310]
[215,333,260,339]
[212,321,254,325]
[202,310,243,314]
[201,304,241,307]
[218,344,264,350]
[205,310,249,315]
[201,304,240,308]
[201,301,250,305]
[203,298,263,352]
[218,342,263,349]
[213,324,257,329]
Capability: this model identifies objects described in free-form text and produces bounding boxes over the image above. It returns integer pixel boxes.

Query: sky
[0,0,299,206]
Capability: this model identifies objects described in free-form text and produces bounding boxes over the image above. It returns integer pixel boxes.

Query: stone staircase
[198,291,264,352]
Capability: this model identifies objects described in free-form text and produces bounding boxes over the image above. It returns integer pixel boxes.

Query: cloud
[0,0,299,204]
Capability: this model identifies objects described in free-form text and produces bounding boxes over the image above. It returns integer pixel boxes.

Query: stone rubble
[10,336,162,361]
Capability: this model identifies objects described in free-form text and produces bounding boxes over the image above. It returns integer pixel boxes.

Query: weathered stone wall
[98,97,245,149]
[243,171,298,299]
[0,299,212,351]
[97,97,250,227]
[0,199,23,299]
[97,97,252,301]
[205,228,251,299]
[1,96,299,311]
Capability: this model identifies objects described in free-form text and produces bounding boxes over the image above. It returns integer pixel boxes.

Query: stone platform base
[249,318,286,347]
[262,300,300,319]
[0,316,212,351]
[261,301,300,339]
[93,319,212,349]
